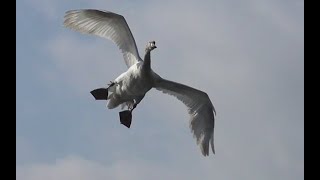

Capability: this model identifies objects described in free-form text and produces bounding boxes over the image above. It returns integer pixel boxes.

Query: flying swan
[63,9,216,156]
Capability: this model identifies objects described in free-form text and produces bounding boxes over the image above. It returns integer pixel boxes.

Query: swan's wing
[154,78,216,156]
[63,9,141,68]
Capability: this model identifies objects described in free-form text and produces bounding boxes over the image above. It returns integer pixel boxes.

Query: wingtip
[199,133,215,156]
[211,134,215,155]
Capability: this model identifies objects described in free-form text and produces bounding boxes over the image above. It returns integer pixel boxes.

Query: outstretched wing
[63,9,141,68]
[155,78,216,156]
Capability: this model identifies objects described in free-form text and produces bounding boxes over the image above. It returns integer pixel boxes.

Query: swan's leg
[107,81,115,87]
[129,95,144,111]
[119,96,144,128]
[129,103,137,112]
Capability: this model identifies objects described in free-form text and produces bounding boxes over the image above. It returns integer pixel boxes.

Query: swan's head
[145,41,157,52]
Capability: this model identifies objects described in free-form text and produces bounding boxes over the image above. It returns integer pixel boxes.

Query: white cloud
[17,156,110,180]
[16,155,213,180]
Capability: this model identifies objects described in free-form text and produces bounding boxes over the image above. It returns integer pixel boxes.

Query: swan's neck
[143,50,151,71]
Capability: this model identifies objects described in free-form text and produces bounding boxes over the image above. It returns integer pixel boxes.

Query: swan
[63,9,216,156]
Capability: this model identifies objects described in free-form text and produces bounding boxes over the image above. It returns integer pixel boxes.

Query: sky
[16,0,304,179]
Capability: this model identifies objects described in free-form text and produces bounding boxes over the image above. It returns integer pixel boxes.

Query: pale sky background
[16,0,304,179]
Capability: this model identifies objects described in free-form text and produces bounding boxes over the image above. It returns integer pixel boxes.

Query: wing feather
[155,78,216,156]
[63,9,141,68]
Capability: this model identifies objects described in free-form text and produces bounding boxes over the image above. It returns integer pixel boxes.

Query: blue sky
[17,0,304,179]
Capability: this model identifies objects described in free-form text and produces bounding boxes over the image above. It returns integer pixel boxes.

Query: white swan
[63,9,216,156]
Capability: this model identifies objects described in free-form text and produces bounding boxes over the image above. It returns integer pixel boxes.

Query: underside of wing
[154,77,216,156]
[64,9,141,68]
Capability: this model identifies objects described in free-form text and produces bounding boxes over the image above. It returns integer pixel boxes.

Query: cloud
[16,155,214,180]
[17,156,111,180]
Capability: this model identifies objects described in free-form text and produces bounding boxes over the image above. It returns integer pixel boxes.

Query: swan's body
[107,61,156,109]
[64,9,216,156]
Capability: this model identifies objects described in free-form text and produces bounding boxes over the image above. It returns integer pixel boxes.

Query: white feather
[63,9,141,68]
[154,78,216,156]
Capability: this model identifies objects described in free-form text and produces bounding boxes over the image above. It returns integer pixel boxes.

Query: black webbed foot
[90,88,108,100]
[119,110,132,128]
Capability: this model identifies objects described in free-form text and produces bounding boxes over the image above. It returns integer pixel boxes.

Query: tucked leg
[118,96,144,128]
[130,103,137,112]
